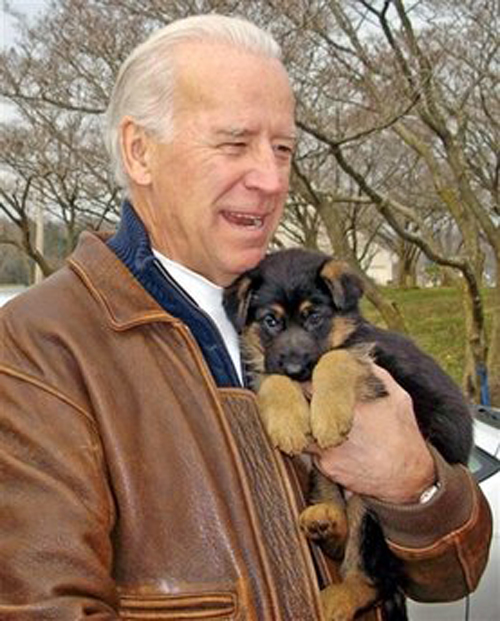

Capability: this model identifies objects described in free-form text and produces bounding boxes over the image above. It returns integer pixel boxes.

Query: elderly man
[0,14,492,621]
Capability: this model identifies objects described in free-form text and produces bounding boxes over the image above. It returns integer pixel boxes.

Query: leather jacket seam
[219,387,257,401]
[454,475,484,591]
[387,471,479,558]
[118,589,238,617]
[172,325,285,616]
[0,363,113,528]
[0,363,97,429]
[218,388,325,617]
[69,257,175,330]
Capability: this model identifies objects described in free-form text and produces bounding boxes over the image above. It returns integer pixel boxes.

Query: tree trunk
[363,279,407,334]
[460,278,488,404]
[486,283,500,406]
[396,240,419,288]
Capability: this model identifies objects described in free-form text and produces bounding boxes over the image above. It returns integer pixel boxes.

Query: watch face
[419,483,440,504]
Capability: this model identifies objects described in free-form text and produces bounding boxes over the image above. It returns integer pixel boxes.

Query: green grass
[361,286,493,387]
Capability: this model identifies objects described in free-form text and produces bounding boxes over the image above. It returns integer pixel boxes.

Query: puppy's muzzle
[279,353,314,381]
[266,329,321,382]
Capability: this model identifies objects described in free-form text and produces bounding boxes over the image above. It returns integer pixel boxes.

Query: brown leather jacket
[0,232,492,620]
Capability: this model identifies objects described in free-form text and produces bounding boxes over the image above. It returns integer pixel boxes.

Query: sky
[1,1,49,122]
[1,0,48,49]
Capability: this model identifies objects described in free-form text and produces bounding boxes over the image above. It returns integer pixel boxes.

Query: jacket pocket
[119,591,237,620]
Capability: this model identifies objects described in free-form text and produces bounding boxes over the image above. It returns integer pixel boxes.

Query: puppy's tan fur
[230,266,384,620]
[223,250,469,620]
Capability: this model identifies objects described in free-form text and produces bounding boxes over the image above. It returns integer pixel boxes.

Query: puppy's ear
[223,270,261,333]
[319,259,364,312]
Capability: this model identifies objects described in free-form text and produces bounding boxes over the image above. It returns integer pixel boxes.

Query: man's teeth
[225,212,264,228]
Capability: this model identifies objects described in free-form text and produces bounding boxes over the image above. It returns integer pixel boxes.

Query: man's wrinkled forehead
[171,40,295,111]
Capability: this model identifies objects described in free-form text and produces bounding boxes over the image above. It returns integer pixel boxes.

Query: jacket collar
[70,202,242,387]
[68,230,173,331]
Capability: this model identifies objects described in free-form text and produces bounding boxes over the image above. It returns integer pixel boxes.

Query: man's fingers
[304,442,322,456]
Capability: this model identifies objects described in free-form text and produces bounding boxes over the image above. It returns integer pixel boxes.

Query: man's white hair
[104,14,283,190]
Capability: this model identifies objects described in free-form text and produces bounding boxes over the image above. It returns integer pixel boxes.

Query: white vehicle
[409,405,500,621]
[0,285,26,307]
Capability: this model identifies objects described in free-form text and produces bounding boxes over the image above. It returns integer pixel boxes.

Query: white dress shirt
[153,249,243,385]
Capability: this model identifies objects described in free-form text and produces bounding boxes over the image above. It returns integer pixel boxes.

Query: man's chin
[219,244,274,285]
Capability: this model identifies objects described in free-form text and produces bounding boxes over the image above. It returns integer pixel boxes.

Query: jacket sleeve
[0,364,119,619]
[365,447,493,602]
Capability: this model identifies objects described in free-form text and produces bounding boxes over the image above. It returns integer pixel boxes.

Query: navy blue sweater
[108,202,242,388]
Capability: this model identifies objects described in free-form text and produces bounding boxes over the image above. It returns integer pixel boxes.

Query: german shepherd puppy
[223,248,472,621]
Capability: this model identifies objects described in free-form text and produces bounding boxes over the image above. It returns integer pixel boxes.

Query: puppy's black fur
[223,248,473,621]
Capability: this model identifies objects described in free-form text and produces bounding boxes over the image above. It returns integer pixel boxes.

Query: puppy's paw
[310,393,353,448]
[299,502,348,559]
[309,349,366,448]
[321,584,357,621]
[257,375,310,455]
[321,573,378,621]
[265,409,310,455]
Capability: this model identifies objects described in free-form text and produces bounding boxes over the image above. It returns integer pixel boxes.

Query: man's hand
[306,365,436,504]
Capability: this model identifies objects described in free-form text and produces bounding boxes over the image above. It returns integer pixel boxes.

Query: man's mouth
[222,210,265,229]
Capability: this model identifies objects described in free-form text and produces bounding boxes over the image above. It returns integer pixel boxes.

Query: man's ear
[319,259,364,312]
[223,270,261,333]
[120,117,154,186]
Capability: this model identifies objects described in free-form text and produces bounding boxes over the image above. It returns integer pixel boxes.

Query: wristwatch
[418,481,441,504]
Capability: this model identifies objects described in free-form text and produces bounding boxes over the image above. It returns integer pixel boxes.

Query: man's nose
[244,146,289,194]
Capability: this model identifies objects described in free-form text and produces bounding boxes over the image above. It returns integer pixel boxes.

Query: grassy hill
[362,286,494,388]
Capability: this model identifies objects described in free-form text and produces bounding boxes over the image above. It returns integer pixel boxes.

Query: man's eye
[222,142,247,152]
[274,144,293,159]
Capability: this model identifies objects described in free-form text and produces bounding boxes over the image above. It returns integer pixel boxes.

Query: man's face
[130,42,296,286]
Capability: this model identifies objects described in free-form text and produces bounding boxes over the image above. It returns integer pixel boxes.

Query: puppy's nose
[284,361,304,377]
[279,353,314,381]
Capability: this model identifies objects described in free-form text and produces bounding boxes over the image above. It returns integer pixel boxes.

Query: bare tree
[256,0,498,402]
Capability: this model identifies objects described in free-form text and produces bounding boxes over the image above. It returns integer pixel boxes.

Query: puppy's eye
[262,313,282,331]
[304,311,324,330]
